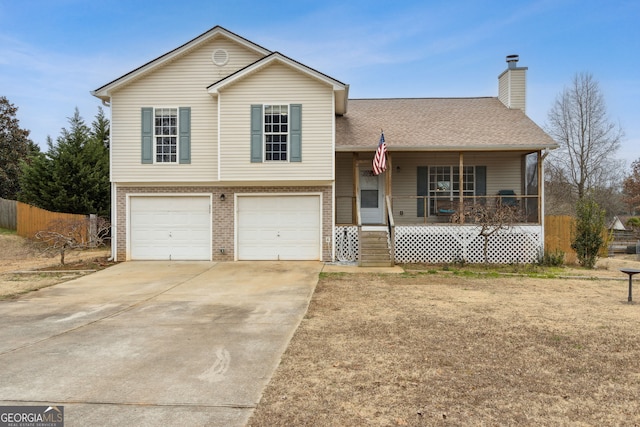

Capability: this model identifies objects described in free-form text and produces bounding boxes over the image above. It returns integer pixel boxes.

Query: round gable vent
[212,49,229,66]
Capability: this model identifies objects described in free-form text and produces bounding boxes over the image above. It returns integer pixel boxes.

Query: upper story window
[154,108,178,163]
[250,104,300,163]
[141,107,190,165]
[264,105,288,161]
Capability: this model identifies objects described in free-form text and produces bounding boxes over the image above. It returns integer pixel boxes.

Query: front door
[359,167,384,224]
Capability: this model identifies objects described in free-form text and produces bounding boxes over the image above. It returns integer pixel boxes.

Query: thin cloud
[0,34,120,145]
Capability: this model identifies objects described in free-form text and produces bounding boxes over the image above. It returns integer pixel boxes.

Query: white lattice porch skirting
[335,225,542,264]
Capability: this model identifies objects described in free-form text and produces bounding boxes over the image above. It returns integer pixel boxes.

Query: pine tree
[0,96,38,199]
[19,108,110,216]
[92,106,110,149]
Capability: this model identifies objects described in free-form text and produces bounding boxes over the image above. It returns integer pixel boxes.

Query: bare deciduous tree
[544,166,577,216]
[452,202,523,263]
[35,217,110,265]
[546,72,624,201]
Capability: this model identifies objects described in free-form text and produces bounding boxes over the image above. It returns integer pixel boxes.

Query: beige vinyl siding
[474,152,523,196]
[110,37,263,182]
[219,62,334,181]
[498,69,526,112]
[389,153,461,222]
[498,72,509,107]
[509,70,526,112]
[336,152,524,223]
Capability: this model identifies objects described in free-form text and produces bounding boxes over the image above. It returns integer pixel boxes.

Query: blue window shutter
[250,105,263,162]
[141,108,153,164]
[179,107,191,164]
[417,166,428,217]
[290,104,302,162]
[476,166,487,196]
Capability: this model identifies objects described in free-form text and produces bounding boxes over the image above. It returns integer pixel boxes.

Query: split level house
[92,26,557,266]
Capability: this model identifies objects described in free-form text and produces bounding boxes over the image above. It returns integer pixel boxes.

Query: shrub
[540,249,565,267]
[571,197,606,269]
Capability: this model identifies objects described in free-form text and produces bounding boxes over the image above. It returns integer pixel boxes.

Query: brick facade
[115,185,333,262]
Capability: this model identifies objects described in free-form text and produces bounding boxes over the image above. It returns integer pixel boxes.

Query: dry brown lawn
[0,232,110,299]
[249,259,640,426]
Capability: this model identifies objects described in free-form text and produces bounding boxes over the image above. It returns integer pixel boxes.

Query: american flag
[372,132,387,175]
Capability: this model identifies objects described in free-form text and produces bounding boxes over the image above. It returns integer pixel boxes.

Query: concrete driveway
[0,261,321,426]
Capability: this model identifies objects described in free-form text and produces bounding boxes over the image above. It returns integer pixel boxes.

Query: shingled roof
[336,97,557,152]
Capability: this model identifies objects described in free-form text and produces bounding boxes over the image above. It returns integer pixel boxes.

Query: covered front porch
[334,150,545,264]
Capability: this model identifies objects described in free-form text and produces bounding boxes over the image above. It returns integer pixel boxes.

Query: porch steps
[359,230,393,267]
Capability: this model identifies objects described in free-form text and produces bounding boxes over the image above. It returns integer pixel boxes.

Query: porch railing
[336,194,541,225]
[386,195,395,258]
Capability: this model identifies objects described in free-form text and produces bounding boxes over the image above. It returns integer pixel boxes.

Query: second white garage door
[129,196,211,260]
[237,195,321,260]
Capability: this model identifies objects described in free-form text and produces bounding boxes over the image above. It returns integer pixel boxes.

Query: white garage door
[129,196,211,260]
[237,195,321,260]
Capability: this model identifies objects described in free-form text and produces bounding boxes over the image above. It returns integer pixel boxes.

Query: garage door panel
[130,196,211,261]
[237,195,321,261]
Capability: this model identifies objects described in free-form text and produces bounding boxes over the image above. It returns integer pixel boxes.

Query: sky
[1,0,638,166]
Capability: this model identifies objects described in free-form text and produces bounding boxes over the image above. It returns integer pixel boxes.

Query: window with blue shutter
[476,166,487,197]
[140,107,191,164]
[417,165,484,217]
[251,103,302,162]
[290,104,302,162]
[250,104,263,162]
[179,107,191,164]
[476,166,487,205]
[141,108,153,164]
[417,166,428,218]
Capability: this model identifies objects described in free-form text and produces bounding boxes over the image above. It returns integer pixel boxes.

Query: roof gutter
[335,144,559,152]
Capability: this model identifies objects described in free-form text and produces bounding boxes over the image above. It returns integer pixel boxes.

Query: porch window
[427,166,475,216]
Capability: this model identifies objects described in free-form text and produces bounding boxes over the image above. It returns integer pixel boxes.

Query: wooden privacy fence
[544,215,611,264]
[0,198,17,230]
[16,201,88,240]
[544,215,577,264]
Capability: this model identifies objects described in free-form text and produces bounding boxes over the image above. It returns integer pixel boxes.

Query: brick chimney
[498,54,528,113]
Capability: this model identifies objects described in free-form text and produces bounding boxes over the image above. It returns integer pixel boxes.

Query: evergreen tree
[571,197,606,269]
[92,106,110,149]
[0,96,38,199]
[623,158,640,214]
[19,108,110,216]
